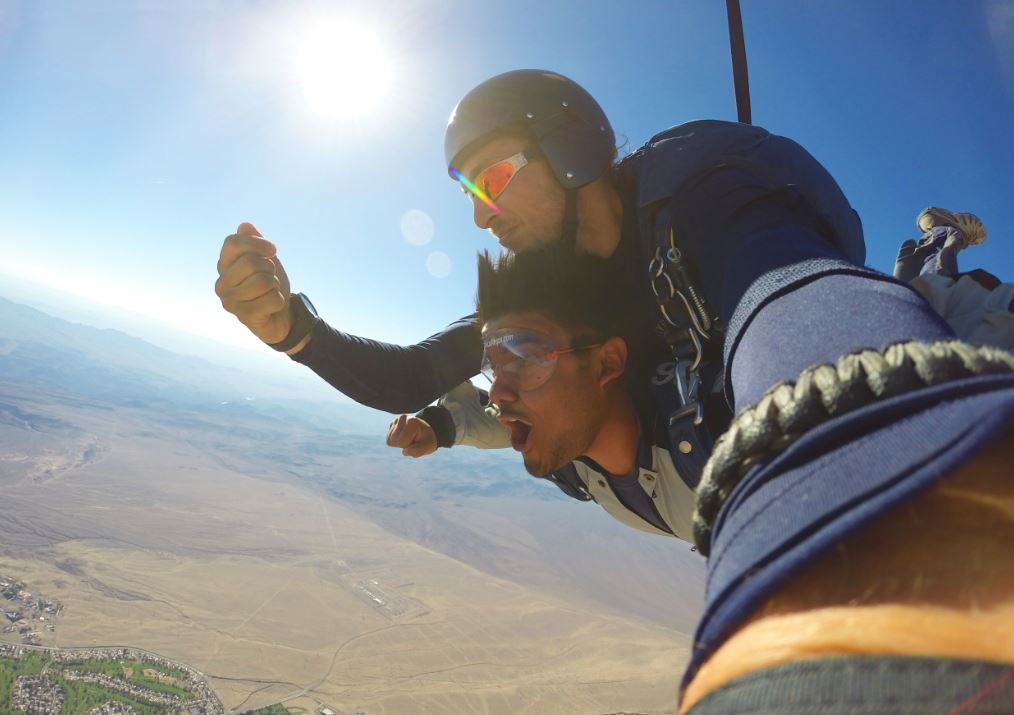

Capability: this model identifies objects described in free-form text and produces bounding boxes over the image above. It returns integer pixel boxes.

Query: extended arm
[291,314,482,413]
[655,131,1014,708]
[216,224,482,414]
[682,432,1014,712]
[427,381,511,449]
[385,382,511,458]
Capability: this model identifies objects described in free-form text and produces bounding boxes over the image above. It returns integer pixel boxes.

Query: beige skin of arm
[386,414,438,458]
[681,433,1014,712]
[215,222,310,355]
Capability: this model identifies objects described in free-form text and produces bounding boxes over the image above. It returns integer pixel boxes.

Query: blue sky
[1,1,1012,360]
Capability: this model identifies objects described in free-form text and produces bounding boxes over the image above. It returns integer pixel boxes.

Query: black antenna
[726,0,752,124]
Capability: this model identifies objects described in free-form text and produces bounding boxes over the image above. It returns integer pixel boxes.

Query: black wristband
[268,293,319,352]
[418,405,456,449]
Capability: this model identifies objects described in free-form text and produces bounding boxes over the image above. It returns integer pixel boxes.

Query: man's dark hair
[476,246,634,344]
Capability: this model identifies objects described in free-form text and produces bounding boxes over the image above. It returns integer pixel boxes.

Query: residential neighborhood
[1,643,225,714]
[0,574,339,715]
[2,574,64,646]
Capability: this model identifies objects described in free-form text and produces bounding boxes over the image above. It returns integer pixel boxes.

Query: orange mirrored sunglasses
[462,151,531,202]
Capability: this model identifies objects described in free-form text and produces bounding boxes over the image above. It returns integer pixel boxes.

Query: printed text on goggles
[451,151,533,213]
[481,329,602,391]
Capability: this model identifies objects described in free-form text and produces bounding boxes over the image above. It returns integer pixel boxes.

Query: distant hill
[0,293,572,519]
[0,294,551,500]
[0,295,388,434]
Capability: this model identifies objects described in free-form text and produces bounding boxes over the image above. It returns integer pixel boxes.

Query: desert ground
[1,380,704,714]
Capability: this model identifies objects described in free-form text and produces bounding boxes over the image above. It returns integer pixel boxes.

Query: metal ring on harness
[648,230,723,491]
[651,266,677,302]
[650,254,710,341]
[675,289,711,340]
[649,247,707,374]
[649,249,667,280]
[667,229,714,335]
[685,329,704,373]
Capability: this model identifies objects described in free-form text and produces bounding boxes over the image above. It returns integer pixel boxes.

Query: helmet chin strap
[561,187,580,251]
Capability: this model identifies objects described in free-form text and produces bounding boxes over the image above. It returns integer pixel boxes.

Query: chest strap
[649,225,721,489]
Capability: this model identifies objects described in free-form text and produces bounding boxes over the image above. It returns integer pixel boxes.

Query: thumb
[386,414,407,446]
[404,444,430,458]
[237,221,262,237]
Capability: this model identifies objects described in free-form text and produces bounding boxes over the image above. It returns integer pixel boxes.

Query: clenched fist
[215,222,293,345]
[386,414,438,458]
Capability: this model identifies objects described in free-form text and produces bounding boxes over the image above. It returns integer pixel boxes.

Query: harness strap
[546,461,593,501]
[726,0,752,125]
[658,340,715,490]
[648,220,723,489]
[561,188,579,250]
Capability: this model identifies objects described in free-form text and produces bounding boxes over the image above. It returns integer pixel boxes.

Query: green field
[60,660,193,699]
[55,677,169,715]
[1,654,48,714]
[0,654,197,715]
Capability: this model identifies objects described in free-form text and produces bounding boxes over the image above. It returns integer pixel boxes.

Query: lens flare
[450,166,501,214]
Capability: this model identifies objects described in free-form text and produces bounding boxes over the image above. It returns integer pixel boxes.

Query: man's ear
[597,336,628,388]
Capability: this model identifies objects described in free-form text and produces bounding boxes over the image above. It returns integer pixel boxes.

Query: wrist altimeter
[268,293,319,352]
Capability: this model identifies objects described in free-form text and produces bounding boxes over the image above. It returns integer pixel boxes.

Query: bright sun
[292,18,392,120]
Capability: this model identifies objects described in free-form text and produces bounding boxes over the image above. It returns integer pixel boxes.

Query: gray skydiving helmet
[444,69,616,189]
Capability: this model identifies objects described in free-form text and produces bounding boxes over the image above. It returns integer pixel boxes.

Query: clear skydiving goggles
[480,328,602,391]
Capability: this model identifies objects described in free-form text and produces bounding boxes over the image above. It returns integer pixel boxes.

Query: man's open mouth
[501,417,532,452]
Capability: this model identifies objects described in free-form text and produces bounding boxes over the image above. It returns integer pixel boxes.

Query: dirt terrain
[1,380,703,714]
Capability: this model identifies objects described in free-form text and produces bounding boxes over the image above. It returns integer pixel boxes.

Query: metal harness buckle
[649,227,717,445]
[672,356,704,427]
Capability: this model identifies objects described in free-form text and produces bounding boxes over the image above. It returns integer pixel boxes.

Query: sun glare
[292,18,392,120]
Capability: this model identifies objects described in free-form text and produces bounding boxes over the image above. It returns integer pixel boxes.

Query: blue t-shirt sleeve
[291,314,482,413]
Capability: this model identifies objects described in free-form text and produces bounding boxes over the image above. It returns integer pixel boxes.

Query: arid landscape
[0,296,705,714]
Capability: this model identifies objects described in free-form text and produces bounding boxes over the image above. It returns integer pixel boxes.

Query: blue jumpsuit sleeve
[290,314,481,413]
[666,151,1014,696]
[667,160,876,407]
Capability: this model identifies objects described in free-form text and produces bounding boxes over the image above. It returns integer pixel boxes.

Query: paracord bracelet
[693,340,1014,556]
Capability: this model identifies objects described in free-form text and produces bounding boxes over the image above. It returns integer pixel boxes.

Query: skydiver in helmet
[216,70,1014,712]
